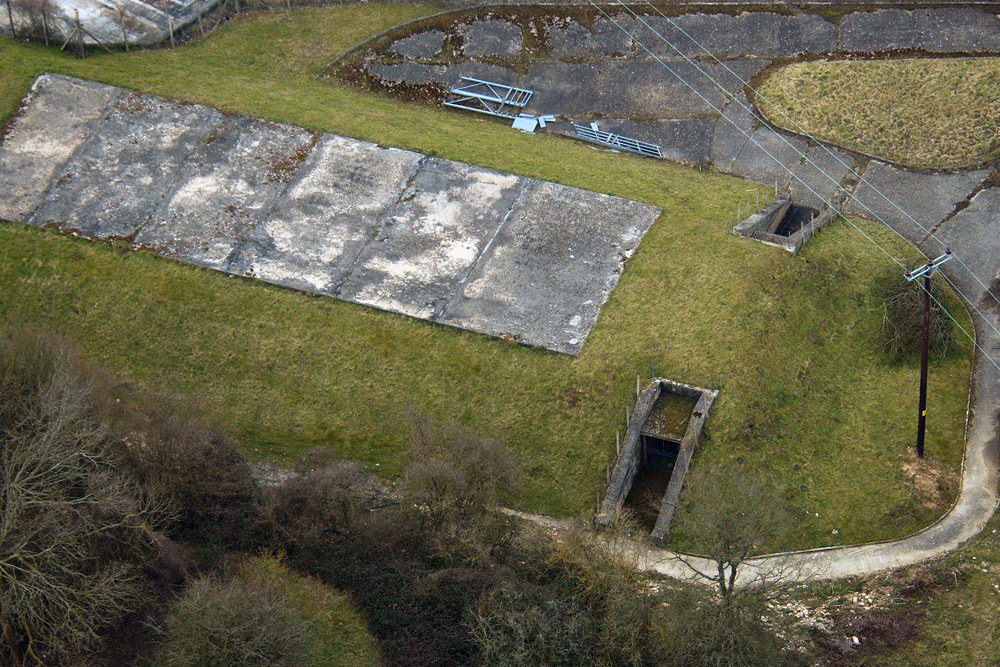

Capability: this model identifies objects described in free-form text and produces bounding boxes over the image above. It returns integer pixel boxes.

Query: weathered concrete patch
[367,61,519,88]
[440,180,660,355]
[927,187,1000,298]
[523,59,767,117]
[2,75,661,356]
[135,116,315,270]
[545,16,633,58]
[633,11,835,59]
[730,127,807,189]
[389,30,446,59]
[338,158,526,320]
[790,144,855,209]
[240,134,423,295]
[459,19,522,58]
[846,162,991,244]
[840,8,1000,54]
[29,92,224,239]
[0,74,119,222]
[710,92,755,171]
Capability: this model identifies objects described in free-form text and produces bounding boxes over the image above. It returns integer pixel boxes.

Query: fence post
[616,431,620,457]
[168,14,174,47]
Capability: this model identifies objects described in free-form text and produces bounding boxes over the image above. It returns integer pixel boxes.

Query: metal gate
[642,434,679,471]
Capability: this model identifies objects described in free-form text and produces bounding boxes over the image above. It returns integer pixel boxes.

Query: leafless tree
[0,329,166,665]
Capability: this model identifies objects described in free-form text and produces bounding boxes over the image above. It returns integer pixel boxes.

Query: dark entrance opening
[773,204,820,237]
[643,434,680,470]
[624,463,674,532]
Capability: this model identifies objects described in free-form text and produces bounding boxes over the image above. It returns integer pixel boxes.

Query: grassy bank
[758,58,1000,169]
[0,7,974,551]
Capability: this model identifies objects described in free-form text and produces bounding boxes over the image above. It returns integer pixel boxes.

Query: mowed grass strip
[0,7,974,551]
[758,58,1000,169]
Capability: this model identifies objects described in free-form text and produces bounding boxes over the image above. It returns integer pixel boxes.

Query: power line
[625,1,1000,336]
[584,1,1000,373]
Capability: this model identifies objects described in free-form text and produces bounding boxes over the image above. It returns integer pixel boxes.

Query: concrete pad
[367,61,519,88]
[523,59,767,117]
[729,127,807,188]
[579,118,714,166]
[927,188,1000,298]
[29,92,224,239]
[545,17,633,58]
[239,134,423,295]
[459,19,522,58]
[134,116,315,271]
[635,11,835,59]
[840,8,1000,54]
[389,30,446,59]
[0,74,119,222]
[337,159,527,320]
[845,162,990,244]
[1,0,217,47]
[790,144,855,209]
[710,92,755,170]
[440,180,660,355]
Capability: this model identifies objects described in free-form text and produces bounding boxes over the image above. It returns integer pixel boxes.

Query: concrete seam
[331,155,427,297]
[434,176,531,321]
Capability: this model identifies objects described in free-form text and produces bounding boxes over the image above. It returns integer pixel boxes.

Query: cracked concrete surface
[0,74,661,357]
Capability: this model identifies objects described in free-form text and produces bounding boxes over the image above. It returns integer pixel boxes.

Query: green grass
[758,58,1000,169]
[0,6,975,551]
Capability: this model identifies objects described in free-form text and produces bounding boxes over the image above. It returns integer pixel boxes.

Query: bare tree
[0,329,165,665]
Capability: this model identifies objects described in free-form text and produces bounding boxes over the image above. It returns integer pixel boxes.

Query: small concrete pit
[732,192,835,254]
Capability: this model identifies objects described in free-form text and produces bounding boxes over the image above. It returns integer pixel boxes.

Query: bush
[0,325,164,665]
[154,561,319,667]
[107,392,262,552]
[876,269,954,363]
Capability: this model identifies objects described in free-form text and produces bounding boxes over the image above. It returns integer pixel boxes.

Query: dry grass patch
[758,58,1000,169]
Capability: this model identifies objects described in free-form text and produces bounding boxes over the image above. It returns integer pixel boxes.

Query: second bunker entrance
[732,192,835,254]
[599,379,718,541]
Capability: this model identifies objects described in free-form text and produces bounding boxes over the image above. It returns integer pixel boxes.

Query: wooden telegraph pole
[904,249,951,458]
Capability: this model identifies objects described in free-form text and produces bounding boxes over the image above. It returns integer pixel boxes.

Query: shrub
[154,562,319,667]
[107,392,262,552]
[876,269,954,363]
[0,325,164,665]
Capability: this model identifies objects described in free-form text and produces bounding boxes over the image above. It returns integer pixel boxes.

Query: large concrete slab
[459,19,522,58]
[1,75,662,356]
[238,134,423,295]
[545,17,633,58]
[0,74,119,222]
[845,162,991,244]
[338,159,526,320]
[389,30,446,59]
[840,9,1000,54]
[710,92,756,171]
[729,127,807,189]
[790,144,855,209]
[523,59,768,117]
[441,180,659,355]
[631,11,835,59]
[29,92,224,239]
[135,116,316,271]
[928,188,1000,297]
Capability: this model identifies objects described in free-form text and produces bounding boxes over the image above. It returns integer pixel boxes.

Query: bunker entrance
[601,380,716,541]
[773,204,820,237]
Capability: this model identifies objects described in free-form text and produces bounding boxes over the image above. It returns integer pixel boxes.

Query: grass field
[758,58,1000,169]
[0,6,975,552]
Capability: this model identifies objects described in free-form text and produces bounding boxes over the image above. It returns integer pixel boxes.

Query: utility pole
[904,249,951,458]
